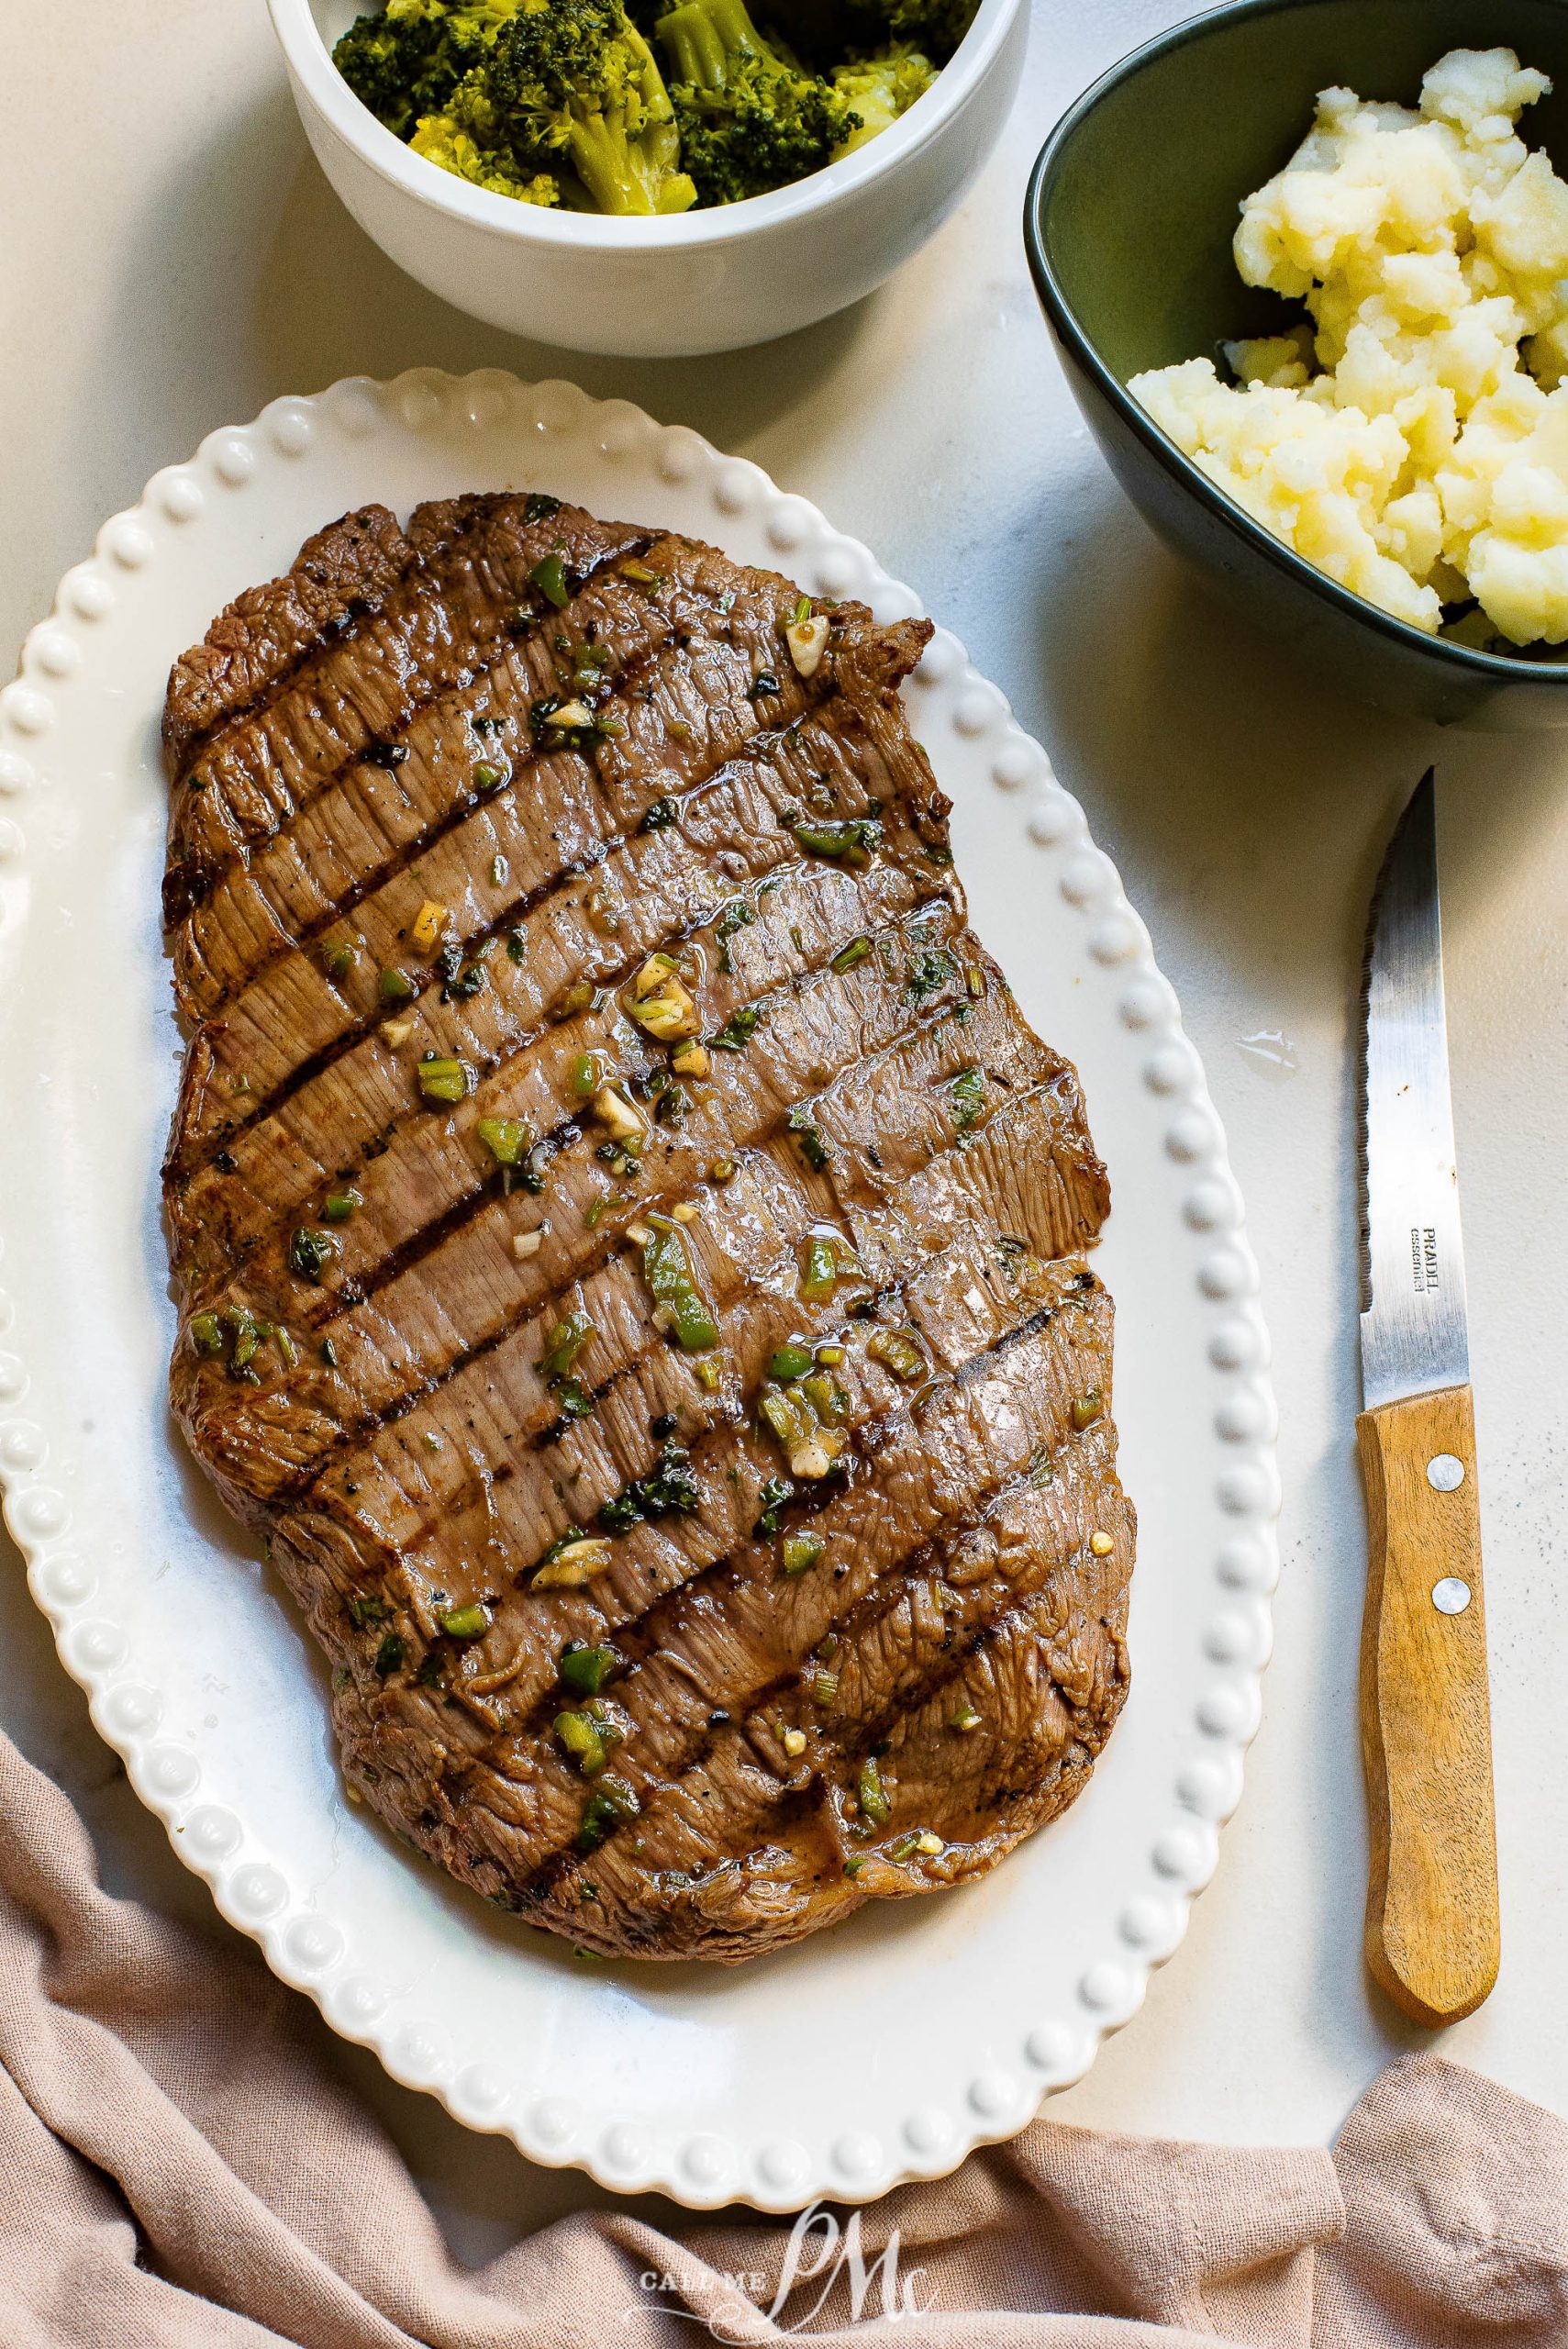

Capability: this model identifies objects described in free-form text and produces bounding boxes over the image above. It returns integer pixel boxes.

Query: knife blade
[1356,769,1498,2028]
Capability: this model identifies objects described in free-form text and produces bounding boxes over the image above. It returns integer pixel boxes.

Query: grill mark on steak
[539,1444,1131,1953]
[174,537,825,1024]
[164,497,1135,1962]
[178,968,1068,1515]
[164,501,647,909]
[165,644,929,1177]
[352,1288,1116,1902]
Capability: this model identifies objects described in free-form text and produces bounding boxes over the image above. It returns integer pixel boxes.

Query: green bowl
[1024,0,1568,729]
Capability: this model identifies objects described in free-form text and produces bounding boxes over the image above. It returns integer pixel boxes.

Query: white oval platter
[0,371,1278,2211]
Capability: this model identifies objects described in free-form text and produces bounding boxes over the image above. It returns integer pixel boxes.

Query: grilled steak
[161,491,1133,1963]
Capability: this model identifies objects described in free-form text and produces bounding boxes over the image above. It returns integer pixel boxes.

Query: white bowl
[267,0,1029,357]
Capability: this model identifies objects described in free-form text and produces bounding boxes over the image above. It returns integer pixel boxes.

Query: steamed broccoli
[850,0,978,64]
[482,0,696,214]
[830,39,936,154]
[334,0,522,137]
[409,108,562,201]
[654,0,860,206]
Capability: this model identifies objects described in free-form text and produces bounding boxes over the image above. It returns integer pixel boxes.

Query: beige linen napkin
[2,1724,1564,2349]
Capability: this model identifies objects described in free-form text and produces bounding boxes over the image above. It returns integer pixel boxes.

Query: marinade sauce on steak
[161,491,1134,1963]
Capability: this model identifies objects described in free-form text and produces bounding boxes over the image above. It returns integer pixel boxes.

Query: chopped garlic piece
[512,1229,546,1261]
[671,1201,699,1223]
[549,698,595,729]
[671,1041,710,1077]
[915,1831,944,1855]
[410,899,446,951]
[785,614,830,676]
[531,1536,613,1588]
[634,952,680,1000]
[782,1727,806,1757]
[380,1019,415,1047]
[593,1084,645,1141]
[1090,1530,1116,1557]
[630,967,699,1041]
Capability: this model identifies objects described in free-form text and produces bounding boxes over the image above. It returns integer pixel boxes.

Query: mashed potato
[1129,49,1568,644]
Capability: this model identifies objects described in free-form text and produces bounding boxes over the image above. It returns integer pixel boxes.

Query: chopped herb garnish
[190,1312,224,1357]
[506,929,527,963]
[813,1668,840,1707]
[597,1443,703,1535]
[786,1107,831,1171]
[323,1190,361,1224]
[830,935,872,974]
[531,550,571,608]
[639,796,678,833]
[710,1005,762,1052]
[322,939,357,980]
[906,945,958,1002]
[524,492,562,523]
[321,1338,339,1368]
[576,1773,639,1851]
[951,1065,986,1132]
[539,1311,594,1385]
[713,897,753,973]
[348,1594,388,1629]
[373,1632,405,1678]
[288,1227,338,1285]
[748,670,780,700]
[753,1475,795,1537]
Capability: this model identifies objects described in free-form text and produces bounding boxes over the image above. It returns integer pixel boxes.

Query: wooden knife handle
[1357,1384,1498,2026]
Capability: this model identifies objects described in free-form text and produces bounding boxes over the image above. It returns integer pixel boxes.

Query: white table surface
[5,0,1567,2255]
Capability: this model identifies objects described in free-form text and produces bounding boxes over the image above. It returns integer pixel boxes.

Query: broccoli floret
[483,0,696,215]
[334,0,523,138]
[851,0,977,65]
[830,39,936,154]
[654,0,860,206]
[409,108,562,201]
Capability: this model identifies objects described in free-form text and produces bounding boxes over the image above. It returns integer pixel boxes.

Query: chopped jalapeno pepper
[559,1639,620,1696]
[417,1056,473,1105]
[530,551,570,608]
[770,1343,815,1383]
[475,1116,531,1166]
[641,1225,718,1353]
[800,1234,837,1303]
[439,1603,489,1639]
[781,1532,824,1576]
[794,818,881,868]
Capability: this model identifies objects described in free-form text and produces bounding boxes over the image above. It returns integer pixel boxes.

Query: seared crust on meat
[161,493,1133,1962]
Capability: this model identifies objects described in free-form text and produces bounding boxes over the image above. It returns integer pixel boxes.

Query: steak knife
[1357,769,1498,2027]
